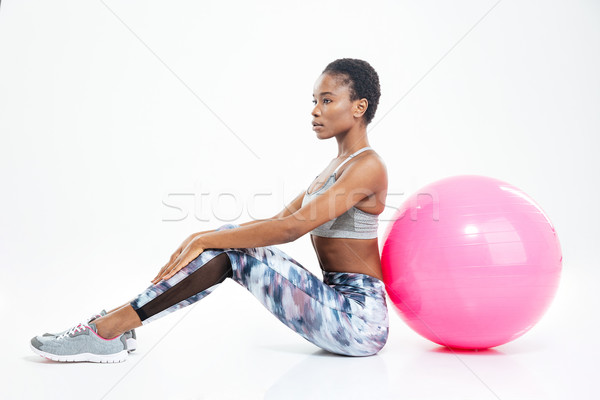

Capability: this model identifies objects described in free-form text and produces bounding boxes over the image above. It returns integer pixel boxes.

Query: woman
[30,58,389,362]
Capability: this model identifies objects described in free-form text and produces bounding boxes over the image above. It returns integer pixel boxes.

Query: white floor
[3,262,598,400]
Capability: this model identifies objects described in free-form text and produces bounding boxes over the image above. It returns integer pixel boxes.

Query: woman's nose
[312,105,321,117]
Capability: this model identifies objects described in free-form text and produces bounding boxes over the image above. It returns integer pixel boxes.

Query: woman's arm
[189,151,384,248]
[198,158,384,250]
[237,189,306,227]
[198,190,306,248]
[151,191,306,283]
[200,218,294,250]
[154,161,383,282]
[181,190,305,250]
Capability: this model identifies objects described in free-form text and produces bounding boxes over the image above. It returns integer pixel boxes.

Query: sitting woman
[30,58,389,362]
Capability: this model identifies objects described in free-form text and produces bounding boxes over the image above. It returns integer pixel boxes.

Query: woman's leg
[97,301,140,352]
[96,223,388,356]
[105,302,132,315]
[30,225,238,362]
[95,305,142,339]
[223,241,389,356]
[94,224,238,338]
[95,252,232,337]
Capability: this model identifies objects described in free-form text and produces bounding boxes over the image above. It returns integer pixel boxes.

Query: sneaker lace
[57,322,89,339]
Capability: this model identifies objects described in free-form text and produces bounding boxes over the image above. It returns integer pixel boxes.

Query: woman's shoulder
[339,150,387,176]
[339,149,387,187]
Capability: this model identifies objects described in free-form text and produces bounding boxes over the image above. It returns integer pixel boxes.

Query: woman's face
[311,73,362,139]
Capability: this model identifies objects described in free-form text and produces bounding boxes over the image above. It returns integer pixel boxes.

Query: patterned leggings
[129,224,389,356]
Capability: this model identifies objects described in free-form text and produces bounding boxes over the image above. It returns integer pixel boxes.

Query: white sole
[30,344,128,363]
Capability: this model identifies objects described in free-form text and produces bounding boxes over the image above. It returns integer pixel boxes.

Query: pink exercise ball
[381,175,562,349]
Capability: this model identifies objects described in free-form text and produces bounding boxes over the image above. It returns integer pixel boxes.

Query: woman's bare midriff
[304,150,386,281]
[310,235,383,281]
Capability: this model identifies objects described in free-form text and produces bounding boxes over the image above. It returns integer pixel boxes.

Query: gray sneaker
[42,310,107,337]
[43,309,137,353]
[126,328,137,353]
[30,322,128,363]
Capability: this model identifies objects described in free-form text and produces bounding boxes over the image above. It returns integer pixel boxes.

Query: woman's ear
[353,98,369,119]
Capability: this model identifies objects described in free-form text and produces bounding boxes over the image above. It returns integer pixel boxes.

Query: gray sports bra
[301,147,379,239]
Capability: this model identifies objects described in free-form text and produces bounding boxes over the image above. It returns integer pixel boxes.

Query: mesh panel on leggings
[134,253,232,322]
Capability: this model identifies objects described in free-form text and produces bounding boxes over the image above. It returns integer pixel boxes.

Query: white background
[1,0,598,399]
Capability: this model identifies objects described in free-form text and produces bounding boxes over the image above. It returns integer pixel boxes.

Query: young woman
[30,58,389,362]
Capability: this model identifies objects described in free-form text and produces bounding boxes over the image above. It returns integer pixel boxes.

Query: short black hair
[322,58,381,125]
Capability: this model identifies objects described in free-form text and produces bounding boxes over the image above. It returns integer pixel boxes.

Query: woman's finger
[163,267,181,281]
[162,253,191,281]
[152,265,168,281]
[153,253,183,283]
[172,246,198,276]
[153,239,202,283]
[164,257,184,279]
[152,246,183,280]
[152,249,181,282]
[152,270,167,284]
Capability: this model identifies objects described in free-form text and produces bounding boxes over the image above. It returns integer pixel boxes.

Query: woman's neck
[333,123,370,158]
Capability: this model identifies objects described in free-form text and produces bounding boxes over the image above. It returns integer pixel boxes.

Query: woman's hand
[156,233,196,274]
[151,235,206,284]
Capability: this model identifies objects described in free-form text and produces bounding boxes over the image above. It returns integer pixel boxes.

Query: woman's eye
[323,99,331,104]
[312,99,317,105]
